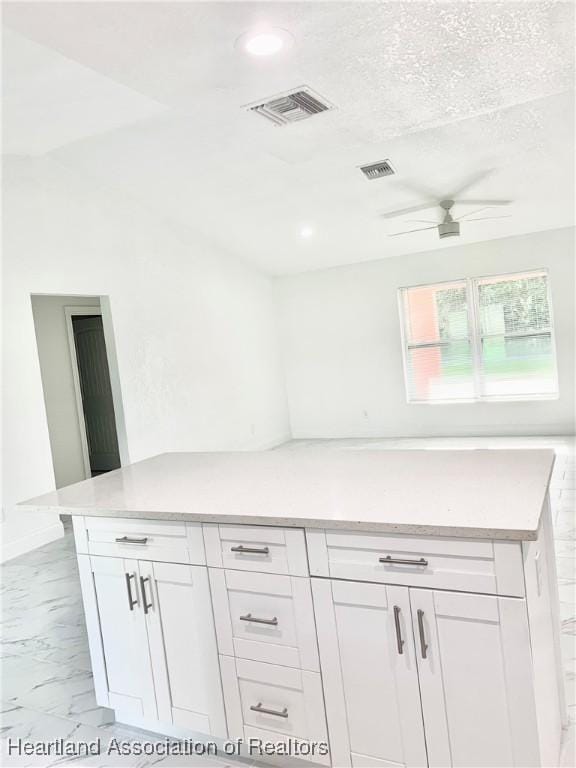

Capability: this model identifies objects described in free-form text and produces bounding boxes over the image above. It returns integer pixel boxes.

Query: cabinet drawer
[306,529,524,597]
[210,569,319,671]
[220,656,330,765]
[74,516,205,565]
[204,524,308,576]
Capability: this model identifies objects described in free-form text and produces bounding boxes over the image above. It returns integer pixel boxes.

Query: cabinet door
[312,579,427,768]
[141,561,227,737]
[410,589,540,768]
[89,556,157,719]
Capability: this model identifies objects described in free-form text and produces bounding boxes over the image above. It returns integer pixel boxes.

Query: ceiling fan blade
[394,179,441,201]
[464,215,512,222]
[455,207,493,221]
[449,169,495,198]
[389,226,438,237]
[453,199,512,206]
[405,218,440,225]
[380,202,438,220]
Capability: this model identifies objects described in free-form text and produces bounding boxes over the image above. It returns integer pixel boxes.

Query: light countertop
[20,448,554,540]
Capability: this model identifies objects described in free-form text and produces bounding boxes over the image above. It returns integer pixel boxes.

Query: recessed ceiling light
[236,28,294,57]
[300,226,315,239]
[246,32,283,56]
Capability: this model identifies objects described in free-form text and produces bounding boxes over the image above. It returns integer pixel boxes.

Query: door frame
[64,305,111,479]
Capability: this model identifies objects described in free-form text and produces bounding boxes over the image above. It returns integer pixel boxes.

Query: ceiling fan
[381,170,512,239]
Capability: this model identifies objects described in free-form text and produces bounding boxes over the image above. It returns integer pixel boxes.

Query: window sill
[407,393,560,405]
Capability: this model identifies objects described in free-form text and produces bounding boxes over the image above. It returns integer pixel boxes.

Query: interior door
[314,579,427,768]
[72,314,120,473]
[141,561,227,737]
[410,589,540,768]
[90,556,157,719]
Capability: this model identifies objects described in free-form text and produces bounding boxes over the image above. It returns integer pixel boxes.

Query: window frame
[398,269,559,405]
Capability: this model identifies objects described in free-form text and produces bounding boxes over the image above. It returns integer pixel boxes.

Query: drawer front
[306,529,524,597]
[220,656,330,765]
[204,524,308,576]
[210,569,319,671]
[78,516,205,565]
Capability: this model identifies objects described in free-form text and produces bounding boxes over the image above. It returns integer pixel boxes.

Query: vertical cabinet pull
[393,605,404,655]
[125,573,137,611]
[140,576,153,614]
[417,608,428,659]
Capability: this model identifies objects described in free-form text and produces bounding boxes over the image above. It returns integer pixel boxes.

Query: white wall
[31,295,101,488]
[4,154,574,563]
[2,155,290,560]
[278,227,575,438]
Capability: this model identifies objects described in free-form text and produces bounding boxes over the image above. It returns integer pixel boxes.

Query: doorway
[31,295,125,488]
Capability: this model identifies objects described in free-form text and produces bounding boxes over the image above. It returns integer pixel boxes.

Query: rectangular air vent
[359,160,395,180]
[246,87,334,127]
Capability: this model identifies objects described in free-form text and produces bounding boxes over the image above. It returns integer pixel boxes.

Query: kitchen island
[21,449,565,767]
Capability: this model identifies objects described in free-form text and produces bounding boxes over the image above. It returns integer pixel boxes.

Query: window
[399,270,558,403]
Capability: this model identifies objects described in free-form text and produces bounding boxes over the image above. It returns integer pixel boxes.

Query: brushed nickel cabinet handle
[379,556,428,567]
[417,608,428,659]
[240,613,278,626]
[230,545,270,555]
[250,702,288,718]
[125,573,137,611]
[140,576,153,614]
[393,605,404,655]
[116,536,148,545]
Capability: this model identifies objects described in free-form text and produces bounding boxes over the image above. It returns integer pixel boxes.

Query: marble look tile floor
[1,436,575,768]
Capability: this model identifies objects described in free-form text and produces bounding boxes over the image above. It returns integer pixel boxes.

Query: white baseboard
[251,433,292,451]
[1,521,65,563]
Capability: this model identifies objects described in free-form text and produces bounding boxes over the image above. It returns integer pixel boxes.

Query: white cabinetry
[75,515,205,564]
[411,589,538,768]
[77,551,226,737]
[209,568,320,670]
[220,657,330,766]
[72,510,563,768]
[206,525,329,764]
[204,523,309,576]
[141,560,227,736]
[305,529,525,596]
[312,579,427,768]
[80,555,157,719]
[309,532,559,768]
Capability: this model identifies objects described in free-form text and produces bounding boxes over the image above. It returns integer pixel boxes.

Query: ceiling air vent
[246,87,334,127]
[359,160,395,180]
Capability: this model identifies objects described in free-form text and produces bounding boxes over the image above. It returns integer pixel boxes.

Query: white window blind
[400,270,558,403]
[401,281,474,402]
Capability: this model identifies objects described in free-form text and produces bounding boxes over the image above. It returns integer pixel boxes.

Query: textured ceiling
[3,1,574,274]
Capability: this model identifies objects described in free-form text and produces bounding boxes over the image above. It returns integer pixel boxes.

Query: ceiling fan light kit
[438,219,460,239]
[438,198,459,239]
